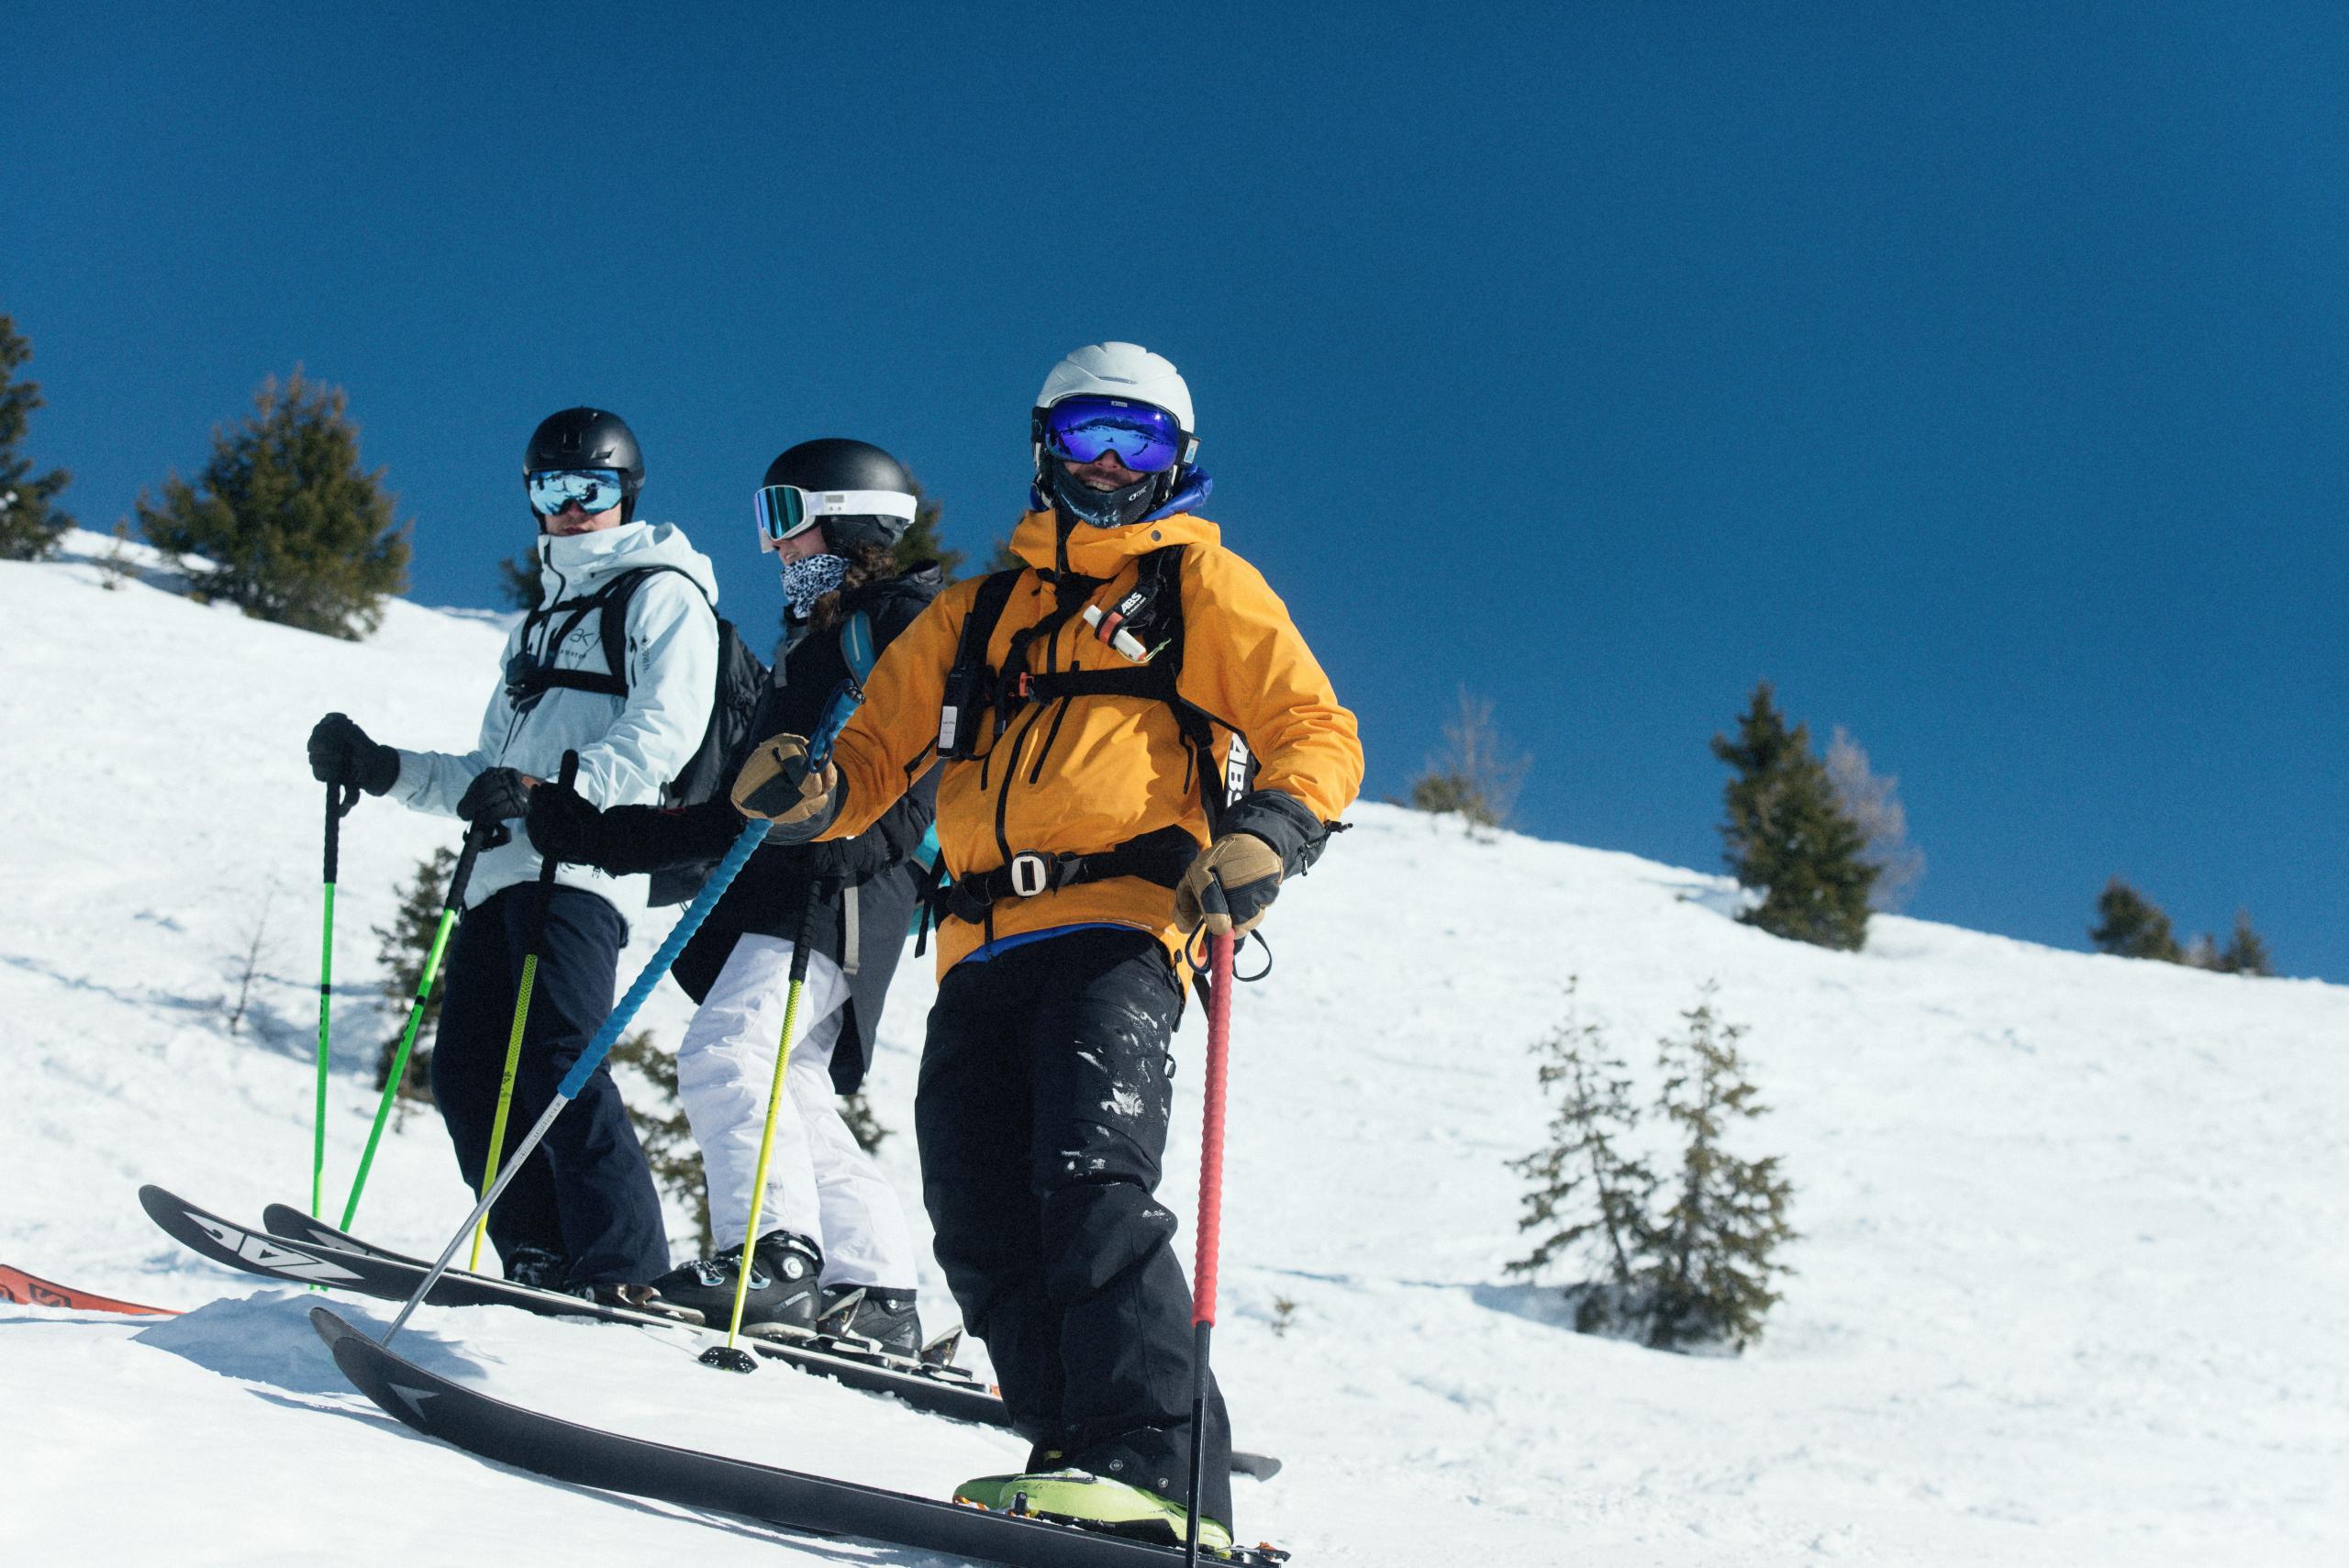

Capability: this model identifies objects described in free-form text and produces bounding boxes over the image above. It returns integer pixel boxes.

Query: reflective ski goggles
[1036,395,1187,474]
[526,468,628,516]
[753,484,918,550]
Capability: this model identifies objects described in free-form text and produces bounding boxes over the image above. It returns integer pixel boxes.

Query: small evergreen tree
[894,476,964,580]
[1638,991,1797,1351]
[0,314,75,561]
[373,848,456,1103]
[2211,910,2273,977]
[2088,877,2184,962]
[608,1028,711,1251]
[496,551,540,610]
[136,370,411,638]
[841,1092,891,1155]
[1505,981,1656,1331]
[1712,683,1876,951]
[1409,685,1531,831]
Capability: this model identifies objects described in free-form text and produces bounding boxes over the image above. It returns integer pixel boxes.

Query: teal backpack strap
[839,608,877,687]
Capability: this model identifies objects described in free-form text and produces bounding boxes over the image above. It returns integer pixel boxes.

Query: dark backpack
[507,566,769,903]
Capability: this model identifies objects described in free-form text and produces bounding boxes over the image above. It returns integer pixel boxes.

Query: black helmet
[763,438,918,552]
[526,407,645,522]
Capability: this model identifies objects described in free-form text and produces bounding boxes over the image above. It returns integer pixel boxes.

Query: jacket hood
[538,519,718,604]
[1008,509,1220,578]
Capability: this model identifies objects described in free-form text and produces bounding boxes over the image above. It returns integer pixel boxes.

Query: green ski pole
[340,816,497,1229]
[469,751,577,1273]
[313,781,362,1218]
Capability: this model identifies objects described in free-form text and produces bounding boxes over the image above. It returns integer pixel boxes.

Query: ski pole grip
[322,781,343,885]
[556,818,772,1100]
[1194,930,1234,1328]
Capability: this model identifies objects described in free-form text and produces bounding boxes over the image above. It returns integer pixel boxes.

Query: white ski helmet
[1036,341,1196,436]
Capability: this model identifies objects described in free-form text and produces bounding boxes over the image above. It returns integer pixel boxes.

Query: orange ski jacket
[816,507,1364,974]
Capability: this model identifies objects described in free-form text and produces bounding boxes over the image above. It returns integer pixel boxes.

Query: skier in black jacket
[527,439,941,1352]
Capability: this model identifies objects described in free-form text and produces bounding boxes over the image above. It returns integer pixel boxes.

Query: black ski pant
[430,884,670,1286]
[916,927,1234,1530]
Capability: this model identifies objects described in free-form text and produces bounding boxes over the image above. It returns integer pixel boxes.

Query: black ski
[314,1307,1286,1568]
[256,1196,1284,1483]
[139,1186,1002,1422]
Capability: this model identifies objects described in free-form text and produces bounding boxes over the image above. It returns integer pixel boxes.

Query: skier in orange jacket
[734,341,1362,1549]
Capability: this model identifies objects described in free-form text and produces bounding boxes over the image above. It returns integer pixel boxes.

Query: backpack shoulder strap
[840,608,877,687]
[593,564,712,692]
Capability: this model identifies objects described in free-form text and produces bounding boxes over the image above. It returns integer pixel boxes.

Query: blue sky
[10,3,2345,978]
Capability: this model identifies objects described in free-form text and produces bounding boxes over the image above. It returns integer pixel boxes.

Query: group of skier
[305,341,1363,1548]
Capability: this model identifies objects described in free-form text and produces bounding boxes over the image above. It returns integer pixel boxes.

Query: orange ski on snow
[0,1264,176,1317]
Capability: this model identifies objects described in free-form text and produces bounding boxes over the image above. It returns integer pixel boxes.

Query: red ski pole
[1185,924,1235,1566]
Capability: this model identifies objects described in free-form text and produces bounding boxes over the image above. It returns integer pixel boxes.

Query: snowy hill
[4,531,2345,1567]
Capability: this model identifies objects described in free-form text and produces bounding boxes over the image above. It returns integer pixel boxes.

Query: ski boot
[952,1468,1233,1554]
[503,1245,567,1292]
[651,1230,823,1336]
[814,1284,921,1360]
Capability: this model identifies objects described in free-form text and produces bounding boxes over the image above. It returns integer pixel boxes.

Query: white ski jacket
[391,520,721,915]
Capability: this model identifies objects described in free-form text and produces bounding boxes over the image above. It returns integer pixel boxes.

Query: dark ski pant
[916,927,1234,1530]
[430,884,670,1286]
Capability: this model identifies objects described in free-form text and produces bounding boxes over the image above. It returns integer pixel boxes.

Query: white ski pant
[676,934,919,1289]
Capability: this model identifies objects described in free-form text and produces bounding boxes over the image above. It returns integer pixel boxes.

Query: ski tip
[698,1344,759,1374]
[309,1304,365,1351]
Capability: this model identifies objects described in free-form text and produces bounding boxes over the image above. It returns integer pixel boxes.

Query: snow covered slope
[4,533,2344,1566]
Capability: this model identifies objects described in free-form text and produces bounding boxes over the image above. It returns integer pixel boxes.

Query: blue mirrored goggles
[527,468,628,516]
[1037,395,1186,474]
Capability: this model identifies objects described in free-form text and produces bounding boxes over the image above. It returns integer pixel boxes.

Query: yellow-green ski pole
[313,781,361,1217]
[340,816,496,1229]
[698,898,822,1374]
[469,752,576,1273]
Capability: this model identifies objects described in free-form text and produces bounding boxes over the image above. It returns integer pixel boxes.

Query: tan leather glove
[730,734,841,843]
[1173,832,1285,936]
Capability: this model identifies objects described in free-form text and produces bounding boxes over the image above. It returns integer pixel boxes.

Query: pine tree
[607,1028,711,1251]
[2088,877,2184,962]
[0,314,75,562]
[2212,910,2273,977]
[1505,981,1656,1331]
[136,370,411,639]
[894,476,963,580]
[1712,683,1877,951]
[372,848,456,1104]
[496,551,540,610]
[1638,992,1797,1352]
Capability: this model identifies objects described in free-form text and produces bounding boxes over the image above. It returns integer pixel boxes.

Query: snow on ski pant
[429,884,671,1286]
[916,927,1234,1530]
[674,933,919,1287]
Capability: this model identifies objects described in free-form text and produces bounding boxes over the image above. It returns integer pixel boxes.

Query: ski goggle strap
[1036,395,1189,474]
[526,468,628,516]
[753,485,918,550]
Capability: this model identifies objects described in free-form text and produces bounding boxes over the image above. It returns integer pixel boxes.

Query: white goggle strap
[756,487,920,550]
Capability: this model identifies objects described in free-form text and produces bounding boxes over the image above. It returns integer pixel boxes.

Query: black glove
[307,713,400,796]
[456,766,532,827]
[526,782,610,867]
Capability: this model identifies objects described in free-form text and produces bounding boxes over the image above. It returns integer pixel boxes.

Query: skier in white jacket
[307,406,718,1308]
